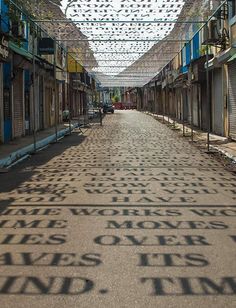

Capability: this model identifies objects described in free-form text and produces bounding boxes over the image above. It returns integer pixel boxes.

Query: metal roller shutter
[212,68,223,136]
[39,76,44,130]
[13,69,24,138]
[201,82,208,131]
[192,84,199,127]
[45,86,51,128]
[0,64,2,143]
[229,60,236,140]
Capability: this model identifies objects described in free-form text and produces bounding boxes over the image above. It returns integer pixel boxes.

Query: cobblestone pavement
[0,110,236,308]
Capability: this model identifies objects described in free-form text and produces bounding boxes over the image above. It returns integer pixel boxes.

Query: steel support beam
[34,19,207,24]
[58,39,188,42]
[68,52,179,54]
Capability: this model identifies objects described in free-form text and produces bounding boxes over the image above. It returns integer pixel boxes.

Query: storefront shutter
[229,60,236,139]
[13,70,24,138]
[212,68,223,136]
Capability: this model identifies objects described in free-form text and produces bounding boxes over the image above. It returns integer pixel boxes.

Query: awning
[9,42,33,61]
[228,53,236,63]
[67,54,84,73]
[217,47,236,64]
[204,57,221,70]
[35,55,53,70]
[173,73,188,88]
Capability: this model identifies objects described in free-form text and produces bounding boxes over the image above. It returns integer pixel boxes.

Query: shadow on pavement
[0,132,87,211]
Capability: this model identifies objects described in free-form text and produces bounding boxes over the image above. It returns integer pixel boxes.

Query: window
[233,0,236,17]
[229,0,236,18]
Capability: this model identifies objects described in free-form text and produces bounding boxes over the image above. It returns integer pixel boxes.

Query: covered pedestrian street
[0,1,236,307]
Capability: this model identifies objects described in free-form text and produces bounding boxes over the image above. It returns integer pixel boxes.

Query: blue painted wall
[181,42,191,74]
[0,0,10,33]
[192,32,200,61]
[185,42,191,65]
[1,1,29,50]
[180,28,200,74]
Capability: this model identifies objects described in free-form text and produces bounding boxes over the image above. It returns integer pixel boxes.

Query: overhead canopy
[58,0,214,87]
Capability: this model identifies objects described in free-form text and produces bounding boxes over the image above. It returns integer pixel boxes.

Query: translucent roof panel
[61,0,186,86]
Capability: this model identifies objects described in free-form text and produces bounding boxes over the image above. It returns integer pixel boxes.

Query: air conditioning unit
[19,21,27,40]
[202,19,221,44]
[11,20,27,40]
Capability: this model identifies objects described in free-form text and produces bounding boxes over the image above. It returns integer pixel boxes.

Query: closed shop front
[192,84,200,127]
[1,46,11,143]
[45,85,52,128]
[212,68,224,136]
[24,70,30,135]
[3,66,11,143]
[182,88,189,122]
[43,72,53,128]
[80,91,85,115]
[228,59,236,139]
[143,88,148,110]
[149,87,155,113]
[58,82,63,123]
[156,86,162,114]
[162,88,166,116]
[69,86,74,117]
[200,81,209,131]
[12,68,24,138]
[72,89,76,118]
[175,88,182,121]
[74,89,79,117]
[187,88,192,123]
[39,75,44,130]
[190,57,208,131]
[0,63,3,142]
[0,34,10,143]
[169,87,175,118]
[174,75,187,122]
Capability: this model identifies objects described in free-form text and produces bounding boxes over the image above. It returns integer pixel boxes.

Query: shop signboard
[38,37,54,55]
[0,34,9,61]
